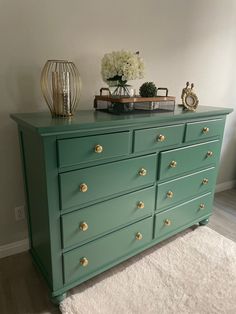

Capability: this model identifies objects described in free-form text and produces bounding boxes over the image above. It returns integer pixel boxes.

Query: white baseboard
[0,238,29,259]
[215,180,236,193]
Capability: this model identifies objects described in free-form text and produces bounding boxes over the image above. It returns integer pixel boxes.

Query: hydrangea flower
[101,50,144,85]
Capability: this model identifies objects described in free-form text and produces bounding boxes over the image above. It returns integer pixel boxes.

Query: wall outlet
[15,205,25,221]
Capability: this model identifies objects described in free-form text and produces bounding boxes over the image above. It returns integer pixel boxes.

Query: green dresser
[11,106,232,303]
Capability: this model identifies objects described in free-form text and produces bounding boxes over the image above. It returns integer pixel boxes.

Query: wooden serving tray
[94,95,176,104]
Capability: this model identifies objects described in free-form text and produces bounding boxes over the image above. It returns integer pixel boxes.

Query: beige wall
[0,0,236,246]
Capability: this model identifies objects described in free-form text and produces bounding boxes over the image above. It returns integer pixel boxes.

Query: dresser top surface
[11,105,233,135]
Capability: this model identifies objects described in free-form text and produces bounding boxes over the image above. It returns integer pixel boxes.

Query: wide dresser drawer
[154,193,213,240]
[185,118,225,143]
[57,131,131,168]
[63,217,153,284]
[159,140,221,179]
[61,186,155,248]
[134,124,184,153]
[59,154,157,210]
[156,167,217,211]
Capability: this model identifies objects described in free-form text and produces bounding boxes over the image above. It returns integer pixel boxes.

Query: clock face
[186,95,195,107]
[183,92,199,111]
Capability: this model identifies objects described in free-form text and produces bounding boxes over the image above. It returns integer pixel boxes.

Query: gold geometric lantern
[40,60,81,118]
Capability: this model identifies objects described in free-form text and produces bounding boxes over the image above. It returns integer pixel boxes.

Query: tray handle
[157,88,168,97]
[100,87,111,96]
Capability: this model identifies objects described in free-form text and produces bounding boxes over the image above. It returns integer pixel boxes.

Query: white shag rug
[60,227,236,314]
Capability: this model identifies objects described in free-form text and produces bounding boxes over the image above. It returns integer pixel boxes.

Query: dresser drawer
[159,140,221,180]
[63,216,153,284]
[134,124,184,153]
[61,186,155,248]
[59,154,157,210]
[185,118,225,143]
[154,193,213,239]
[156,167,217,211]
[57,131,131,168]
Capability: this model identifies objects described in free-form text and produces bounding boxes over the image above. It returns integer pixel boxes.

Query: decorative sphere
[139,82,157,97]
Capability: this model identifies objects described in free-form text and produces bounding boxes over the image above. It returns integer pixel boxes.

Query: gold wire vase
[40,60,81,118]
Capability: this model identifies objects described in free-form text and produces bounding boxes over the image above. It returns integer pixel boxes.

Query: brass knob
[202,127,209,133]
[199,203,205,209]
[137,201,145,209]
[166,191,174,198]
[139,168,147,176]
[79,222,89,231]
[169,160,177,168]
[95,144,103,153]
[164,219,171,226]
[157,134,166,142]
[202,178,209,185]
[80,257,89,267]
[80,183,88,192]
[135,232,143,240]
[206,151,213,157]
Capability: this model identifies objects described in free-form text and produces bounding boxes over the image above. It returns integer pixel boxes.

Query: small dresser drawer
[63,216,153,284]
[134,124,184,153]
[154,193,213,239]
[159,140,221,180]
[59,154,157,210]
[156,167,217,211]
[185,118,225,143]
[61,186,155,248]
[57,131,131,168]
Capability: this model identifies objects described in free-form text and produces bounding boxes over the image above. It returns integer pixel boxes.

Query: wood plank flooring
[209,188,236,242]
[0,189,235,314]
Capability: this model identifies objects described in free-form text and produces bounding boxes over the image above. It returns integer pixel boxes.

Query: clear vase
[109,81,134,98]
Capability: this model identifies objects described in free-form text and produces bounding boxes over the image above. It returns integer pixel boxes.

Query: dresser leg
[51,292,67,305]
[199,218,209,226]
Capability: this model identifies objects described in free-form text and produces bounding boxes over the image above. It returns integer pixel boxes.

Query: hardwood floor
[0,189,235,314]
[209,188,236,242]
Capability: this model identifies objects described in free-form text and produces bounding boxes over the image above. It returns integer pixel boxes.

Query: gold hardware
[80,257,89,267]
[79,222,89,231]
[202,127,209,133]
[166,191,174,198]
[135,232,143,240]
[95,144,103,153]
[206,151,213,157]
[199,203,205,209]
[137,201,145,209]
[164,219,171,226]
[139,168,147,176]
[80,183,88,192]
[169,160,177,168]
[157,134,166,142]
[202,178,209,185]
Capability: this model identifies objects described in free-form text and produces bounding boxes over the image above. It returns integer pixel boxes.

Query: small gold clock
[181,82,199,111]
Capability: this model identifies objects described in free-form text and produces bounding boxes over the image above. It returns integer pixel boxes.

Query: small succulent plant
[139,82,157,97]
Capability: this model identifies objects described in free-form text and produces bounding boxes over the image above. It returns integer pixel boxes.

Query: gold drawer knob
[79,222,89,231]
[199,203,205,209]
[137,201,145,209]
[139,168,147,176]
[202,178,209,185]
[206,151,213,157]
[169,160,177,168]
[95,144,103,153]
[80,183,88,192]
[166,191,174,198]
[202,127,209,133]
[164,219,171,226]
[135,232,143,240]
[80,257,89,267]
[157,134,166,142]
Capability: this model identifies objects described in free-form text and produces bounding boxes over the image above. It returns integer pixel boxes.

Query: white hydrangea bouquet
[101,50,144,96]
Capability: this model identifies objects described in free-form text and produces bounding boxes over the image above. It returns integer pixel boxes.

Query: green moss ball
[139,82,157,97]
